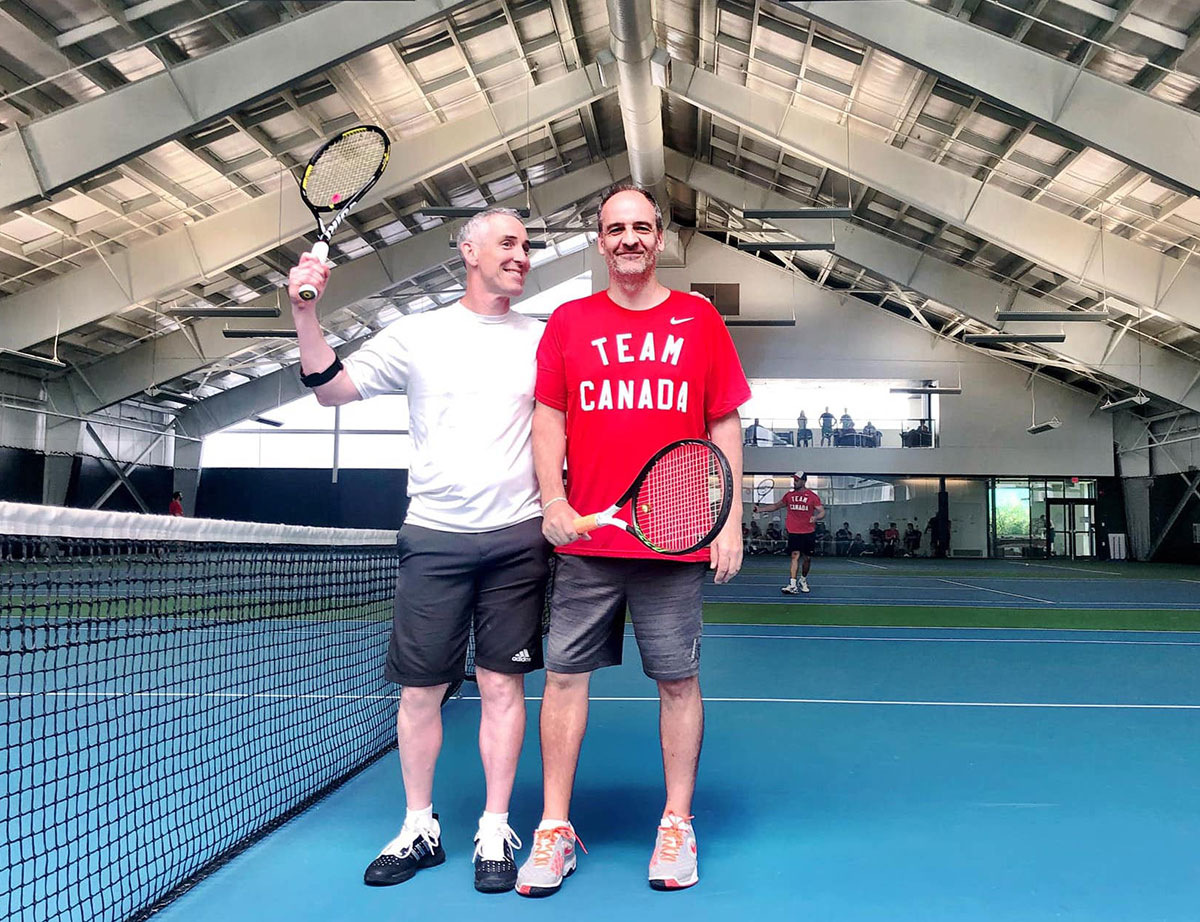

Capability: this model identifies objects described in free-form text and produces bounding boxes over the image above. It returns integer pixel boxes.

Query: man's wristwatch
[300,356,343,388]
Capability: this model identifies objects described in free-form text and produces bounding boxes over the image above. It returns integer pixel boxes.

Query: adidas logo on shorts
[511,649,531,663]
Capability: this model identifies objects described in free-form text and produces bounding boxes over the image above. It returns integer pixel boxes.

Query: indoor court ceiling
[3,0,1200,434]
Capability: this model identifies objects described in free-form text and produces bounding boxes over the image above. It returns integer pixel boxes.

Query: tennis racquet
[753,476,775,505]
[296,125,390,300]
[573,439,733,555]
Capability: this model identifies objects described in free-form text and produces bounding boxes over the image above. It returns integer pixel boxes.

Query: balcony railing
[741,417,936,449]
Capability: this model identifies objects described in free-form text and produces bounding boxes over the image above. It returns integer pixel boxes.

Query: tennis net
[1,502,404,922]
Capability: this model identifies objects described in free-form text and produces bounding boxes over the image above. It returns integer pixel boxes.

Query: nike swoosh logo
[670,317,694,325]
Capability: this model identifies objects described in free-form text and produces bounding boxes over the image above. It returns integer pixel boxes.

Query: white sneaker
[515,823,585,898]
[799,577,810,593]
[648,814,699,890]
[780,584,799,595]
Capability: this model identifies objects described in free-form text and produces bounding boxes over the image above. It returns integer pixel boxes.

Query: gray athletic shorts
[384,517,550,687]
[546,555,706,681]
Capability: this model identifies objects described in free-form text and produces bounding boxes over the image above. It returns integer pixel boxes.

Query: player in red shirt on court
[754,471,824,594]
[518,183,750,896]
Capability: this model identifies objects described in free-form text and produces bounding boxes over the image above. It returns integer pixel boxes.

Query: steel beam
[1146,469,1200,560]
[789,0,1200,196]
[0,1,469,210]
[668,62,1200,332]
[0,64,613,354]
[173,249,592,438]
[64,157,624,412]
[83,423,151,512]
[666,150,1200,412]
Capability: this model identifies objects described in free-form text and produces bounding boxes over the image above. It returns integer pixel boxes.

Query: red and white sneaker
[648,814,698,891]
[515,823,585,898]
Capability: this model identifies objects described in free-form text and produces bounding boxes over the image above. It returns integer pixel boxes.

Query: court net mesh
[1,502,407,922]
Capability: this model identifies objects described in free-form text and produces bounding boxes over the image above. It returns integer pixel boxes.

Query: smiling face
[461,213,530,299]
[597,189,664,282]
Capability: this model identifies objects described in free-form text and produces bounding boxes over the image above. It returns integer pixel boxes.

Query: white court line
[688,631,1200,647]
[700,621,1200,637]
[700,624,1200,638]
[708,596,1070,606]
[848,559,889,570]
[937,577,1055,605]
[3,690,401,700]
[8,691,1199,711]
[1023,562,1112,576]
[1183,579,1200,584]
[723,580,1112,592]
[732,574,1146,584]
[460,695,1200,711]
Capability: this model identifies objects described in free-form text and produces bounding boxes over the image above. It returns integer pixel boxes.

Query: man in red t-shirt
[883,522,900,557]
[518,183,750,896]
[168,491,184,517]
[754,471,824,594]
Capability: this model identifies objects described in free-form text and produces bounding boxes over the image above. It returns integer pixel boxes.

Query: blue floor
[708,557,1200,608]
[147,623,1200,922]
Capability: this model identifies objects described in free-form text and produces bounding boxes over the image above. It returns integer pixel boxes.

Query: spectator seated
[901,425,933,447]
[835,429,877,447]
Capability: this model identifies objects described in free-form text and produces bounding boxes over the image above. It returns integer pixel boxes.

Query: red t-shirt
[168,500,183,517]
[782,489,822,535]
[536,290,751,560]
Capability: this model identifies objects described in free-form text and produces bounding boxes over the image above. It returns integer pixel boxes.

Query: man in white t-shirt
[288,208,546,894]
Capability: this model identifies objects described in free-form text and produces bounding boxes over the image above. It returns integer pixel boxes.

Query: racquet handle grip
[298,242,330,301]
[574,515,599,534]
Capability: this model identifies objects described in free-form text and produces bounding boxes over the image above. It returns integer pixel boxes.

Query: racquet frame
[573,438,733,555]
[297,125,390,301]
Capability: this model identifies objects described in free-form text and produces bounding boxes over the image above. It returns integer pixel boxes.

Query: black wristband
[300,355,343,388]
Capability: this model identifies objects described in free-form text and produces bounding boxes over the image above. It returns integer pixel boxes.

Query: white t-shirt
[343,302,544,533]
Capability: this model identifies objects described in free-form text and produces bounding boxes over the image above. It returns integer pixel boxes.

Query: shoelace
[384,822,439,860]
[529,825,588,867]
[471,822,522,862]
[654,814,694,863]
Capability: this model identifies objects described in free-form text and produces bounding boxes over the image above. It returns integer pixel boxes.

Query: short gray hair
[455,207,524,249]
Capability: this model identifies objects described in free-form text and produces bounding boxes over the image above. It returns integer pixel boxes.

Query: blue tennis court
[138,617,1200,922]
[709,557,1200,609]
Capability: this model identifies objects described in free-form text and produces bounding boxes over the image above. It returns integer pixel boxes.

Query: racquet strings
[302,130,388,209]
[633,442,726,553]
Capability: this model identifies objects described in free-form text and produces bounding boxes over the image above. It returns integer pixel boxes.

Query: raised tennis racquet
[296,125,390,300]
[573,439,733,555]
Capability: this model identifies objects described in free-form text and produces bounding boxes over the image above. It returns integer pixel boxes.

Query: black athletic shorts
[787,531,816,555]
[384,517,550,687]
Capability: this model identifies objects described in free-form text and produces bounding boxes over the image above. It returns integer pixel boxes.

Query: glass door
[1047,499,1096,559]
[1069,502,1095,558]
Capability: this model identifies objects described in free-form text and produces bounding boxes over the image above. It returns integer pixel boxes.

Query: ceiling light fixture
[964,333,1066,344]
[221,329,298,339]
[1027,418,1062,435]
[994,310,1109,322]
[742,208,853,220]
[167,307,282,319]
[736,241,835,252]
[1099,392,1150,411]
[422,207,532,218]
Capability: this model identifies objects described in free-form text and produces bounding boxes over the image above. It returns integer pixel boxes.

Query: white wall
[602,234,1115,477]
[0,372,44,451]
